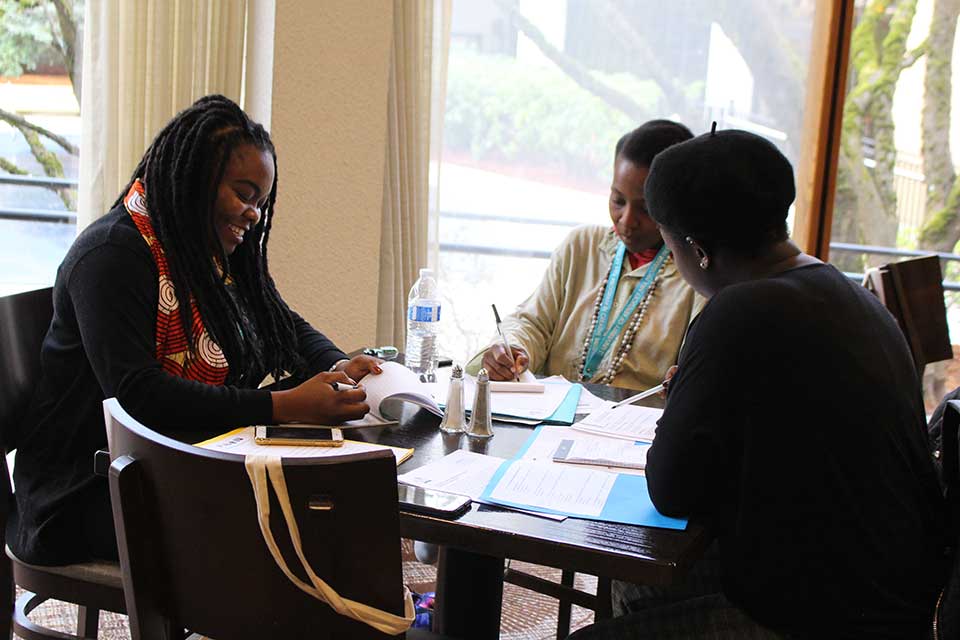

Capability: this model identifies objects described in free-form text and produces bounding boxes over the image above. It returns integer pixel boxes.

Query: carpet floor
[14,540,597,639]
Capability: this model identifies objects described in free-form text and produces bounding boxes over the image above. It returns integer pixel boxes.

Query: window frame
[793,0,855,261]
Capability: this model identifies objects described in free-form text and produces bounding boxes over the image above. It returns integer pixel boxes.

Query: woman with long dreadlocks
[9,95,379,565]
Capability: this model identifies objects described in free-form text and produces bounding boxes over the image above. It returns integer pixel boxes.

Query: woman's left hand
[336,355,383,382]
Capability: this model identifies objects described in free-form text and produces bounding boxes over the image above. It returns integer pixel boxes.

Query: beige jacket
[468,226,701,391]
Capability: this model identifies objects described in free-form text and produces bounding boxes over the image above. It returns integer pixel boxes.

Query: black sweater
[647,263,946,638]
[10,207,347,564]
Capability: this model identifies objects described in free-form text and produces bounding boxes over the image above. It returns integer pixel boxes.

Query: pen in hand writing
[330,381,359,392]
[492,303,520,382]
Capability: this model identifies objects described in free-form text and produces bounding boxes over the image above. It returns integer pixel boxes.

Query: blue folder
[478,426,688,530]
[538,382,582,425]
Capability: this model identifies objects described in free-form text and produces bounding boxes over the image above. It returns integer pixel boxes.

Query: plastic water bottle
[405,268,441,375]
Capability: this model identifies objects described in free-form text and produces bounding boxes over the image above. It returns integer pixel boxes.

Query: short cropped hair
[645,129,794,252]
[615,120,694,168]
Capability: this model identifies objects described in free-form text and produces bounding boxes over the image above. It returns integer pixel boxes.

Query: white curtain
[376,0,451,348]
[78,0,247,231]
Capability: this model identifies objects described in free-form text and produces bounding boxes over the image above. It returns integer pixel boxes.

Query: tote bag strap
[244,454,415,635]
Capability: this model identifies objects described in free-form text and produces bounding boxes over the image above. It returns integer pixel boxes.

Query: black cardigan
[647,263,945,638]
[10,206,347,564]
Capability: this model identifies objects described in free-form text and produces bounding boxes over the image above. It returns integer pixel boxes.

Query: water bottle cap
[419,268,433,278]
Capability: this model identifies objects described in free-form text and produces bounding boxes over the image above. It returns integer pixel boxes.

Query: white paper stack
[571,404,662,442]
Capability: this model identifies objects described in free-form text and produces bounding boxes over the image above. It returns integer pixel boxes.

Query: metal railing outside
[0,174,77,223]
[437,212,960,293]
[829,243,960,292]
[3,186,960,293]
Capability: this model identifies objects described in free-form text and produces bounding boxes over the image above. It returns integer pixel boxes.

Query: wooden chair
[0,287,125,640]
[863,254,954,376]
[935,399,960,639]
[103,398,445,640]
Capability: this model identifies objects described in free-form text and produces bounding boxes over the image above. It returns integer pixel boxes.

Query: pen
[611,383,664,409]
[492,304,519,382]
[330,381,359,392]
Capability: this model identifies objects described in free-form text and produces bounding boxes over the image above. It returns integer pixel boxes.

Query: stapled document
[552,437,650,471]
[571,404,662,442]
[515,425,643,475]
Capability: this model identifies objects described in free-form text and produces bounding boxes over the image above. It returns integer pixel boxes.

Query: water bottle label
[408,303,441,322]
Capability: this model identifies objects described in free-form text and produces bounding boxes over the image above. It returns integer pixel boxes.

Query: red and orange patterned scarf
[124,179,230,385]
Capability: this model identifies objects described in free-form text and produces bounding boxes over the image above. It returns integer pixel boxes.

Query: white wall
[257,1,394,352]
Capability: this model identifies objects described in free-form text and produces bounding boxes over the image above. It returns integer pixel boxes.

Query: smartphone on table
[254,426,344,447]
[398,484,471,518]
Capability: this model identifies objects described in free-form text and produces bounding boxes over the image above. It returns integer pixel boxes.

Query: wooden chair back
[863,255,953,375]
[0,287,53,451]
[103,399,408,640]
[937,400,960,638]
[0,287,53,637]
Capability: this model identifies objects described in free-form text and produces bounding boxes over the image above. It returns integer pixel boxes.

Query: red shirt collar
[627,247,659,270]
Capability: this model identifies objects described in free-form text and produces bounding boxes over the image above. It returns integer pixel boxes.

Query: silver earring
[699,257,709,270]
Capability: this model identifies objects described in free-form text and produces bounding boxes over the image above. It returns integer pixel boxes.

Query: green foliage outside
[0,0,63,78]
[443,50,668,185]
[0,0,82,208]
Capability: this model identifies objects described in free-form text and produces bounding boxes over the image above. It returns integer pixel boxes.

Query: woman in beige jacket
[473,120,701,391]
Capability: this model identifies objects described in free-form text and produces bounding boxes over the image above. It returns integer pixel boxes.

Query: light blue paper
[539,382,582,425]
[486,429,688,530]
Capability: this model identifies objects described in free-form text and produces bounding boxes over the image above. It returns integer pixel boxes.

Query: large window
[0,0,82,296]
[829,0,959,408]
[433,0,819,363]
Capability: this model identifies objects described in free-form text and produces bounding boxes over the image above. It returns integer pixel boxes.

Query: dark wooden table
[347,378,712,639]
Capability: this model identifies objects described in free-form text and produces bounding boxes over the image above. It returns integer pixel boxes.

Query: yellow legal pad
[195,427,414,466]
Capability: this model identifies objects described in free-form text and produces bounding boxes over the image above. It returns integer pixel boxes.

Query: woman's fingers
[660,365,679,398]
[483,344,516,380]
[337,401,370,422]
[345,355,383,380]
[318,370,354,386]
[324,380,369,421]
[335,387,367,404]
[514,350,530,374]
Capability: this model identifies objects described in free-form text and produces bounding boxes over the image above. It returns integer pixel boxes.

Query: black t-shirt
[11,207,348,565]
[646,263,946,638]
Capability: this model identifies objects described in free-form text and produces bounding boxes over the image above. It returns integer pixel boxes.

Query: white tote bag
[245,455,415,635]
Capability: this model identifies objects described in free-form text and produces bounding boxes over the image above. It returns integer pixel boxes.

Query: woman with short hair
[474,120,700,391]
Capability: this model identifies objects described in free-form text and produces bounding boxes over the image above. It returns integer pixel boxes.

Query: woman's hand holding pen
[271,371,369,424]
[482,343,530,381]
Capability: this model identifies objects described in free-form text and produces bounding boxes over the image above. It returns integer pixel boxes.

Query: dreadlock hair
[114,94,302,384]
